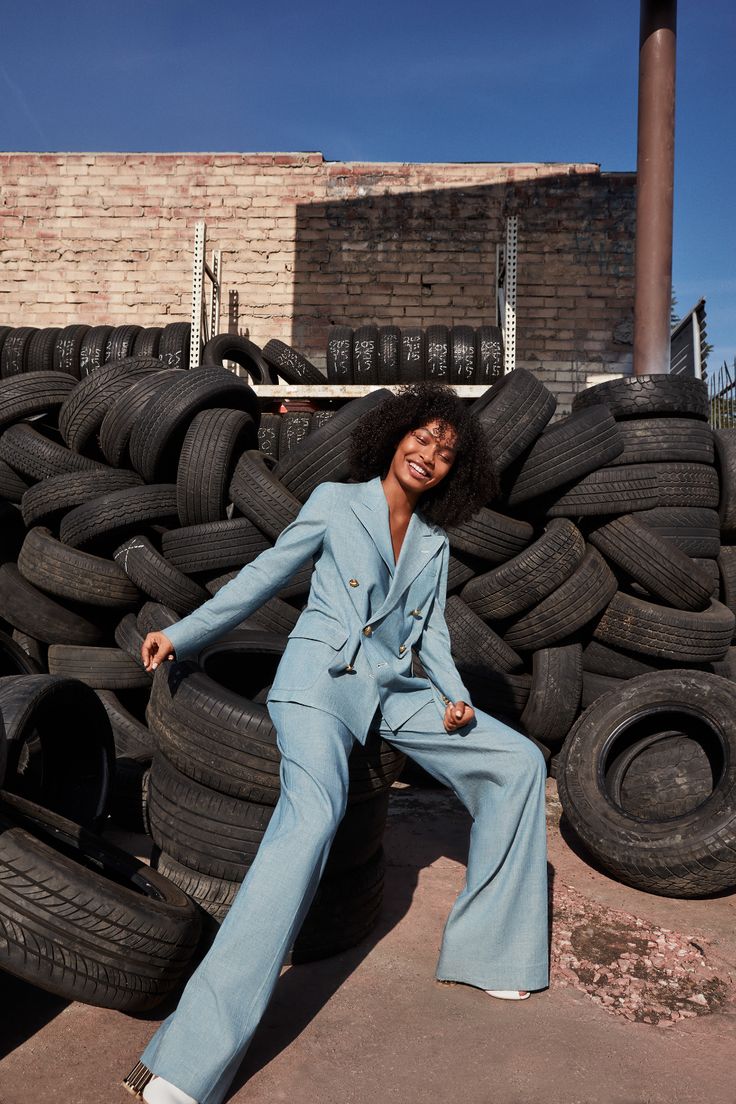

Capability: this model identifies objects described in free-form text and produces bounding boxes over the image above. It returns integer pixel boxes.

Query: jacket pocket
[287,609,349,651]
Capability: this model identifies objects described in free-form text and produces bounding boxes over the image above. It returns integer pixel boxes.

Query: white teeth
[408,460,429,478]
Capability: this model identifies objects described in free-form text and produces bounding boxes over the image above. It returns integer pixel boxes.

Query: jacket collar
[350,475,445,620]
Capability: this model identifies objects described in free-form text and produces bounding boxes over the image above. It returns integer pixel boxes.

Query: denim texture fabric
[138,698,549,1104]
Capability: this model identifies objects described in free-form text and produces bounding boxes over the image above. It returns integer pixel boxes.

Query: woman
[123,382,549,1104]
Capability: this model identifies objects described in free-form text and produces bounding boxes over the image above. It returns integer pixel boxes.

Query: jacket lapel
[349,476,445,622]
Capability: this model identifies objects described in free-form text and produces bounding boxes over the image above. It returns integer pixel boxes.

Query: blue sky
[1,0,734,369]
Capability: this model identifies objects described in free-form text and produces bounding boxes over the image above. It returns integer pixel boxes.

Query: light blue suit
[134,475,549,1104]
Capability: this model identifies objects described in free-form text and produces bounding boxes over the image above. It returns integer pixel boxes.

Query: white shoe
[485,989,530,1000]
[142,1076,199,1104]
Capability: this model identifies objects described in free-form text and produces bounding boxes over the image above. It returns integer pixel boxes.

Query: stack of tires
[327,324,503,384]
[0,321,191,377]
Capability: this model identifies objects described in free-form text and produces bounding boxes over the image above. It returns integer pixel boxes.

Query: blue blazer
[164,475,472,744]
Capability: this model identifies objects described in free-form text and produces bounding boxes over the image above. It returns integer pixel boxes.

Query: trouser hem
[435,965,550,992]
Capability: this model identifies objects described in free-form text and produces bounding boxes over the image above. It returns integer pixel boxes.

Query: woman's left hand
[444,700,475,733]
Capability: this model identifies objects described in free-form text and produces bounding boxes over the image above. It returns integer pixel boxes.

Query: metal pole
[633,0,677,375]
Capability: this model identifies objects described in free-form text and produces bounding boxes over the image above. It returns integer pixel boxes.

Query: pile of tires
[0,358,403,999]
[0,321,192,377]
[327,324,503,384]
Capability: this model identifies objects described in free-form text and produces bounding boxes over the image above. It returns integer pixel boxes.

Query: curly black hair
[348,381,498,528]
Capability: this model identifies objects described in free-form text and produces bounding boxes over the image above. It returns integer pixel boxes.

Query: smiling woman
[125,382,549,1104]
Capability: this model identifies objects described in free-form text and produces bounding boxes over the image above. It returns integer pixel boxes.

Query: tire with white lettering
[158,322,191,370]
[53,325,90,378]
[571,374,709,420]
[278,411,312,458]
[0,327,37,378]
[377,325,401,383]
[398,327,426,382]
[113,535,209,615]
[474,326,503,384]
[326,326,353,382]
[449,325,476,383]
[79,326,114,377]
[132,327,163,358]
[273,389,390,502]
[105,325,142,364]
[423,325,450,382]
[557,670,736,896]
[257,412,281,459]
[262,339,324,384]
[0,789,201,1010]
[352,326,380,383]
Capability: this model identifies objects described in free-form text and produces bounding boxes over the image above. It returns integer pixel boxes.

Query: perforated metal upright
[190,220,222,368]
[494,215,518,374]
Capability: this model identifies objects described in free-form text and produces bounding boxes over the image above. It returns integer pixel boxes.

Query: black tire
[0,423,108,481]
[718,547,736,628]
[446,507,533,563]
[0,459,30,502]
[96,688,154,758]
[177,407,258,526]
[474,326,503,384]
[541,464,661,518]
[53,325,90,378]
[326,326,353,383]
[608,417,715,466]
[449,325,476,383]
[470,368,557,473]
[261,339,324,384]
[352,326,380,383]
[588,514,714,612]
[129,365,260,483]
[161,517,270,575]
[0,327,37,378]
[59,484,179,552]
[47,645,150,690]
[257,412,281,459]
[136,602,180,636]
[0,370,77,429]
[0,675,114,828]
[398,327,425,382]
[714,430,736,536]
[459,519,585,620]
[504,547,617,651]
[278,411,312,458]
[114,535,209,615]
[18,526,140,608]
[159,322,191,371]
[132,327,163,358]
[445,596,524,674]
[0,564,107,645]
[572,373,709,420]
[0,789,200,1009]
[20,467,143,530]
[146,660,282,807]
[593,592,735,663]
[503,406,623,505]
[557,670,736,896]
[580,670,627,709]
[230,450,302,539]
[114,613,151,674]
[423,325,450,382]
[642,461,720,509]
[10,630,47,671]
[26,327,62,373]
[99,370,187,468]
[58,357,163,453]
[272,390,391,502]
[520,644,583,748]
[105,325,143,363]
[202,334,276,384]
[108,754,151,834]
[377,326,400,383]
[581,637,724,679]
[0,629,42,676]
[79,326,114,376]
[636,506,721,559]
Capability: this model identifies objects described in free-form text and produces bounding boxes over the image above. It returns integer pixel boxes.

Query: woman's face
[389,418,459,496]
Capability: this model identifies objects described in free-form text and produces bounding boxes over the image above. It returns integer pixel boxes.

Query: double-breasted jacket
[164,475,472,744]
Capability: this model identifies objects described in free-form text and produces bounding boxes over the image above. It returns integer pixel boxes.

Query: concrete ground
[1,777,735,1104]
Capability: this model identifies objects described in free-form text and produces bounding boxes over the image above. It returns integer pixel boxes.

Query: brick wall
[0,153,635,409]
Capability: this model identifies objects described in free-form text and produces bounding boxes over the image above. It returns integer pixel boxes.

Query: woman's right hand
[141,631,176,672]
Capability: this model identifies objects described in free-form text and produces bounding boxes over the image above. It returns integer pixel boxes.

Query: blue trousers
[137,699,549,1104]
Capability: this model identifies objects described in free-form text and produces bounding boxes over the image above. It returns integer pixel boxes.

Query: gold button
[363,625,373,636]
[410,608,423,618]
[349,578,359,587]
[399,644,406,653]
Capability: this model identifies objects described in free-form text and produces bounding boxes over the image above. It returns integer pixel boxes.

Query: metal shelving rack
[190,221,221,369]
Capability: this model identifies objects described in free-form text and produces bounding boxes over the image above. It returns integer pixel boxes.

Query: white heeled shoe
[142,1075,199,1104]
[485,989,530,1000]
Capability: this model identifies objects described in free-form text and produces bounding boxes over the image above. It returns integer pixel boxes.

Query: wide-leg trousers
[135,698,549,1104]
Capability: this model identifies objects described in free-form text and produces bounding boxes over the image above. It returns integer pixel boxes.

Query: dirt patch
[551,880,733,1025]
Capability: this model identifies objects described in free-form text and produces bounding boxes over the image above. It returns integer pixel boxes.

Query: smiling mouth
[407,459,431,480]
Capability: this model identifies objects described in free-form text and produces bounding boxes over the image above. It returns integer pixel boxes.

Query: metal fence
[708,359,736,429]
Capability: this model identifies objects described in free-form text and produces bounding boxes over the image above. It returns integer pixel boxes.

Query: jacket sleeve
[415,536,472,706]
[163,481,334,661]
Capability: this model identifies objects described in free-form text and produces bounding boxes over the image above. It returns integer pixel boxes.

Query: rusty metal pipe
[633,0,677,375]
